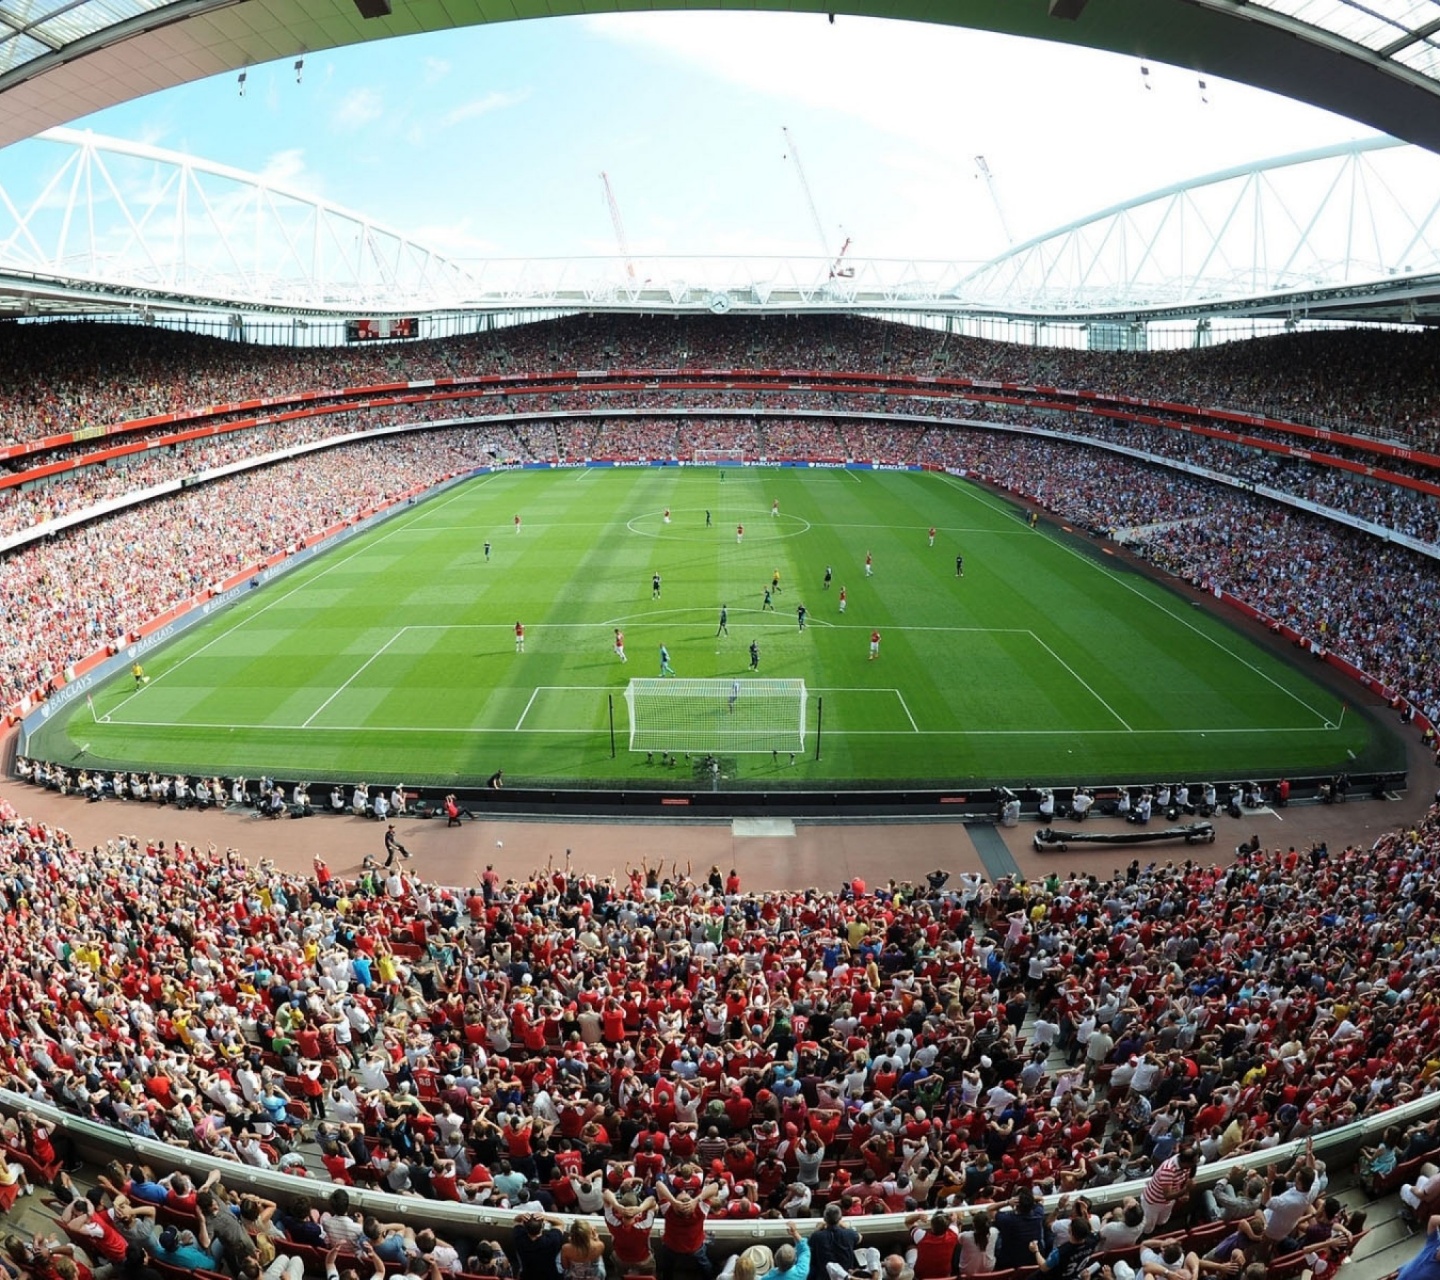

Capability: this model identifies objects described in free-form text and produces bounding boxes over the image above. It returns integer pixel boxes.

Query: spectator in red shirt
[655,1181,720,1280]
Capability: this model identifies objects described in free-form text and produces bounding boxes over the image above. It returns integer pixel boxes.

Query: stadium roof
[5,0,1440,156]
[4,129,1440,325]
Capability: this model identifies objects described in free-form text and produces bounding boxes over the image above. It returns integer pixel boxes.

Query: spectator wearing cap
[154,1225,219,1271]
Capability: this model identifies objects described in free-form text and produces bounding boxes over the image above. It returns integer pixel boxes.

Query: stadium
[4,6,1440,1280]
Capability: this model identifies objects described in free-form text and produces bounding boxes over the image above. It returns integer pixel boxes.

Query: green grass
[26,467,1399,789]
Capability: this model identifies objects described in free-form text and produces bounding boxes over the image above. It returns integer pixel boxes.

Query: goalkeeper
[659,644,677,678]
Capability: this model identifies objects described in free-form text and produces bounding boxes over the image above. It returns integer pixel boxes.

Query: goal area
[624,678,807,753]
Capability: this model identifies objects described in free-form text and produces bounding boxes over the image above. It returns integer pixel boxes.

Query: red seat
[1372,1151,1428,1198]
[1182,1221,1231,1252]
[157,1202,197,1229]
[1265,1251,1310,1280]
[3,1144,60,1185]
[322,1154,355,1185]
[0,1182,20,1214]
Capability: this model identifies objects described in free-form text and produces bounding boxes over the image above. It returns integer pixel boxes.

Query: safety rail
[1,1082,1432,1250]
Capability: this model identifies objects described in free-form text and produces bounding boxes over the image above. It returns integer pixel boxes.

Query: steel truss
[958,138,1440,316]
[3,132,1440,327]
[0,128,480,311]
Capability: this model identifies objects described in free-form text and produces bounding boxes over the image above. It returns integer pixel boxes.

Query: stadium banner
[12,468,487,745]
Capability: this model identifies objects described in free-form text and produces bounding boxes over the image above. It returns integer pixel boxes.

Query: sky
[0,12,1391,272]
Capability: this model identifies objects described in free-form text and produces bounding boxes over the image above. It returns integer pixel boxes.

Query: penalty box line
[302,627,410,729]
[812,686,918,733]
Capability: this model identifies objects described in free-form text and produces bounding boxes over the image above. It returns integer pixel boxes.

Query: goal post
[624,678,807,753]
[691,448,745,465]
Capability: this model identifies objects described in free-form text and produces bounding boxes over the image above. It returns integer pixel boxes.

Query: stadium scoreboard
[346,317,418,342]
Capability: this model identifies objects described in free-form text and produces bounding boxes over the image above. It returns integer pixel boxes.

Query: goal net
[691,448,746,465]
[624,678,807,753]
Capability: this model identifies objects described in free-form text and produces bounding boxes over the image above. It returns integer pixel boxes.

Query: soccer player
[823,565,832,590]
[728,679,740,713]
[652,572,662,599]
[1029,510,1039,529]
[869,630,881,661]
[749,640,759,671]
[132,661,147,689]
[772,569,782,594]
[864,551,873,577]
[928,525,936,547]
[772,498,780,517]
[762,587,775,611]
[514,621,525,653]
[659,645,676,678]
[736,523,744,543]
[484,541,491,562]
[956,554,964,578]
[514,514,521,534]
[716,605,729,637]
[663,508,671,524]
[797,603,807,632]
[838,586,847,613]
[614,629,627,663]
[706,510,712,527]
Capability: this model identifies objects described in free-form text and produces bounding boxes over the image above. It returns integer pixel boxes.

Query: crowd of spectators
[1024,416,1440,548]
[9,387,1440,556]
[0,425,513,704]
[4,318,1440,457]
[0,780,1438,1275]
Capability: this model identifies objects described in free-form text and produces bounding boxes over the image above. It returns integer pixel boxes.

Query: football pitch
[28,466,1395,789]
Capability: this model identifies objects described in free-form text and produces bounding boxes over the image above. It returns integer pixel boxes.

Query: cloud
[332,87,384,130]
[422,57,452,85]
[441,89,530,128]
[258,148,319,195]
[407,217,500,259]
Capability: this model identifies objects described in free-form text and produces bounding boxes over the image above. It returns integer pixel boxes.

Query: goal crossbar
[624,678,806,753]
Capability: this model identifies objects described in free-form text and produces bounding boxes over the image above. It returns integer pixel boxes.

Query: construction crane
[781,126,854,278]
[975,154,1015,247]
[600,171,636,281]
